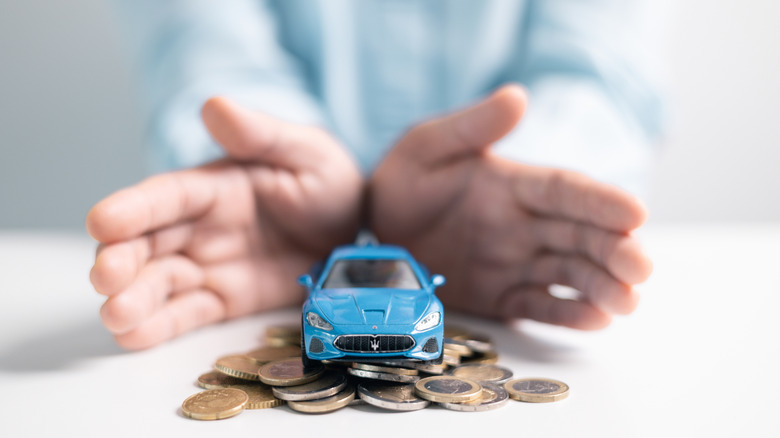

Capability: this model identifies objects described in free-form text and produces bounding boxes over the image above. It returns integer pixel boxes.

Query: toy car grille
[334,335,415,353]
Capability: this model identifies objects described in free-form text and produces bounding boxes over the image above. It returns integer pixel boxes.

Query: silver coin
[286,385,356,414]
[446,364,513,384]
[440,383,509,412]
[357,381,430,411]
[352,362,419,376]
[271,369,347,401]
[347,367,421,383]
[442,350,461,366]
[375,360,447,375]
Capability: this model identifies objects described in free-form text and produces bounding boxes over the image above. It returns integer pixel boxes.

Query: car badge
[370,336,380,351]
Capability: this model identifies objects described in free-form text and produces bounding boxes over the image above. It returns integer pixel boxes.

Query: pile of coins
[181,324,570,420]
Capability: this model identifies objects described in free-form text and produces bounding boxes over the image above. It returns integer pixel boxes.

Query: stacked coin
[181,324,569,419]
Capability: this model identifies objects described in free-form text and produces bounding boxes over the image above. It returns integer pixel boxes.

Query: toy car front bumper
[303,324,443,362]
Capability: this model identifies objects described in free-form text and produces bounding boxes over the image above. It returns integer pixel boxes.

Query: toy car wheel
[424,353,444,366]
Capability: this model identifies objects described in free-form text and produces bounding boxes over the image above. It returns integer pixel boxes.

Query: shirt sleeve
[493,0,667,196]
[112,0,326,171]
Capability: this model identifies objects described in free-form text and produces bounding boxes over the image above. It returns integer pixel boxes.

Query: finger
[202,97,332,171]
[531,219,653,284]
[498,286,612,330]
[100,255,205,334]
[91,222,195,296]
[526,253,640,315]
[400,84,527,166]
[508,164,648,232]
[86,166,220,243]
[114,290,226,350]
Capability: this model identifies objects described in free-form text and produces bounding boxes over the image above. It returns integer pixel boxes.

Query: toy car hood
[312,287,433,325]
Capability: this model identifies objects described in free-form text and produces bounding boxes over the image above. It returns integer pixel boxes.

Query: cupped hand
[370,85,653,329]
[87,98,363,349]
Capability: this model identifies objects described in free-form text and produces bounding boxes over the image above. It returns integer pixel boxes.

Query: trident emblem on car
[370,336,380,351]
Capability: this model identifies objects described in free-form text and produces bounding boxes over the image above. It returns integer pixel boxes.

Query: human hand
[370,85,652,329]
[87,98,363,349]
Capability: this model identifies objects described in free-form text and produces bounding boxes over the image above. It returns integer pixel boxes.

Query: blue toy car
[299,243,445,367]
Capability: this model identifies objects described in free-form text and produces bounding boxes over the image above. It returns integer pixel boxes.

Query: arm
[113,0,326,170]
[495,0,667,195]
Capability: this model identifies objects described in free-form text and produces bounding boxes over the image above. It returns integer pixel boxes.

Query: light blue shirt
[115,0,664,194]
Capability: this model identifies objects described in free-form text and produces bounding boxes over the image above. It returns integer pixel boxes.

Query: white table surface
[1,224,778,437]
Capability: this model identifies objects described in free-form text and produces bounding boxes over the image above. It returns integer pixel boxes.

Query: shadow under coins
[0,317,124,372]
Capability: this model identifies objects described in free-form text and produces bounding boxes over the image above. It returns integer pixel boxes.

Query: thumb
[401,84,527,166]
[201,97,328,170]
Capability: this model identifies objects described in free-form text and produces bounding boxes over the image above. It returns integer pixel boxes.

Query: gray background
[1,0,778,230]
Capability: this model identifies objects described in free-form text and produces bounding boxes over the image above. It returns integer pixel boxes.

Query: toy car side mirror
[298,274,314,290]
[431,274,446,288]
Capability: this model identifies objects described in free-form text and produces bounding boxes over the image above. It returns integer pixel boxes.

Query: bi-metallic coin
[440,383,509,412]
[504,377,570,403]
[414,376,482,403]
[357,381,430,411]
[447,364,513,384]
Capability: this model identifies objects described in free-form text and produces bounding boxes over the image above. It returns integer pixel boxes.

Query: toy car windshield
[321,258,421,290]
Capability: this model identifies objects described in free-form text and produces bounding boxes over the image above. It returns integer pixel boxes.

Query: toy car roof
[327,243,413,261]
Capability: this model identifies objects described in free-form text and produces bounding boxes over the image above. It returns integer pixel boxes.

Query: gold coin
[447,364,513,384]
[233,384,285,409]
[352,362,419,376]
[414,376,482,403]
[258,357,324,386]
[181,388,248,420]
[244,345,301,365]
[272,369,348,401]
[215,355,262,381]
[443,338,473,356]
[287,385,356,414]
[197,370,245,389]
[504,378,570,403]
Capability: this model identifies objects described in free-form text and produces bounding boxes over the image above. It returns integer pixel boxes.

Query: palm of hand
[175,155,360,317]
[88,99,362,349]
[374,157,535,316]
[371,86,652,329]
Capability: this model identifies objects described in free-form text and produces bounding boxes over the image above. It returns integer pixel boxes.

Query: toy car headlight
[415,312,440,331]
[306,312,333,331]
